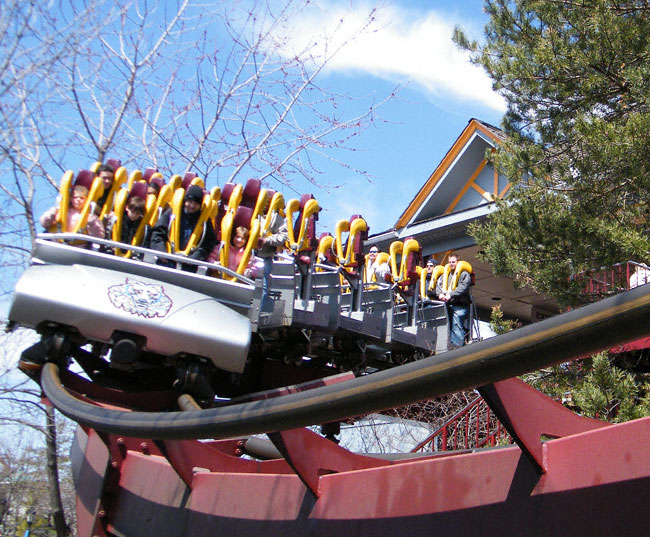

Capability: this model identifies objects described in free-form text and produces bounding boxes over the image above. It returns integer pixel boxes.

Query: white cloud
[279,2,506,112]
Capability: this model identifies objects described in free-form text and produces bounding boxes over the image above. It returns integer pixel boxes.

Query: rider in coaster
[424,258,438,299]
[150,184,217,268]
[94,165,115,211]
[256,209,288,312]
[365,246,390,283]
[227,226,257,277]
[436,252,471,348]
[112,196,148,246]
[40,184,105,239]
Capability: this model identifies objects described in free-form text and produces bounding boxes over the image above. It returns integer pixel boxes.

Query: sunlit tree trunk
[45,405,70,537]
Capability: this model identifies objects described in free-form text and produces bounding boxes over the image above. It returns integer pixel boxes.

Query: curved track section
[42,283,650,440]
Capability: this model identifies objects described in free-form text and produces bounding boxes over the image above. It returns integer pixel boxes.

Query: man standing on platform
[436,253,472,348]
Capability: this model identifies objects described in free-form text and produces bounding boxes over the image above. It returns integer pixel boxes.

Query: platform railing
[581,260,646,298]
[410,395,511,453]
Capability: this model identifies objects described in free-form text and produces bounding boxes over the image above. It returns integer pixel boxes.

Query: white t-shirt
[630,266,650,288]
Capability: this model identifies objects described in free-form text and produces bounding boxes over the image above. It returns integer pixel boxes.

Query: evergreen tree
[489,304,521,335]
[488,305,650,423]
[455,1,650,306]
[573,352,650,421]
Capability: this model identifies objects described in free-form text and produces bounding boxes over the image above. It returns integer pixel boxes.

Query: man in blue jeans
[256,211,288,312]
[436,253,472,348]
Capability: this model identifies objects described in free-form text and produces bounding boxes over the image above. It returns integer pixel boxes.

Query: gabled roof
[368,118,558,323]
[395,118,506,230]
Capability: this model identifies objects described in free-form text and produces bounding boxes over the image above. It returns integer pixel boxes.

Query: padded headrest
[221,182,235,204]
[129,181,149,200]
[149,176,165,189]
[143,168,159,183]
[299,193,314,211]
[182,172,197,190]
[241,179,261,208]
[233,206,253,230]
[74,170,96,190]
[292,195,318,248]
[106,158,121,171]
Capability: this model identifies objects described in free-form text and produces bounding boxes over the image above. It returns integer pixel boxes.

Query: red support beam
[72,416,650,536]
[478,378,608,472]
[267,428,392,496]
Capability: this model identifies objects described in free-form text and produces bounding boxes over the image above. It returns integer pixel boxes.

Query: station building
[367,118,558,324]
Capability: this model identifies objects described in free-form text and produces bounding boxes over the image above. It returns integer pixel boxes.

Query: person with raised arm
[40,184,105,239]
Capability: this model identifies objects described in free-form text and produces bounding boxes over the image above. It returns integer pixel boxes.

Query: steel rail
[41,283,650,440]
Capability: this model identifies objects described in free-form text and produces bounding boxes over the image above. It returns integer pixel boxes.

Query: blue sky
[3,0,504,319]
[27,0,504,238]
[274,0,505,235]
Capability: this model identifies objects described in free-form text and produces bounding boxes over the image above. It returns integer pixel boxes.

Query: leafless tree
[51,0,391,189]
[143,1,389,188]
[1,1,83,297]
[1,0,391,292]
[0,419,75,537]
[339,391,481,454]
[0,419,76,536]
[0,5,85,528]
[0,327,74,536]
[1,1,393,534]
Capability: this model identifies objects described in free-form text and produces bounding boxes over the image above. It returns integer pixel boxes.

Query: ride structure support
[71,378,650,537]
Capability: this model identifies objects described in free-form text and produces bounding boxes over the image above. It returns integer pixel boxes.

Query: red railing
[583,261,650,353]
[411,395,511,453]
[582,260,646,297]
[411,261,648,455]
